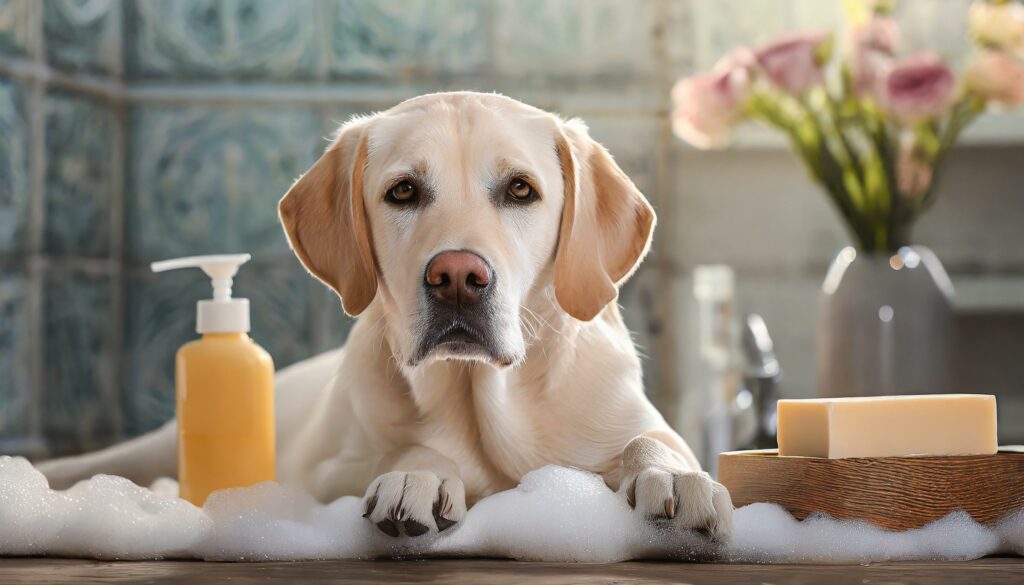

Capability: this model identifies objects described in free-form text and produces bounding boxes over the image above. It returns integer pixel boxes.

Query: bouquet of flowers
[671,0,1024,253]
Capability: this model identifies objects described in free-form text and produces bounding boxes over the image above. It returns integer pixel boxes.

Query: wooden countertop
[1,557,1022,584]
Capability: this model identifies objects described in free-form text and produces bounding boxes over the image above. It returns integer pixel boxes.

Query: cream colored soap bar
[777,394,997,458]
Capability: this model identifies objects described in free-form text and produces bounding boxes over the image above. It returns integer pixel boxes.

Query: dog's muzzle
[411,251,510,366]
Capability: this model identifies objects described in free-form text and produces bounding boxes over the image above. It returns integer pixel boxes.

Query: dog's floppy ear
[553,119,656,321]
[279,118,376,316]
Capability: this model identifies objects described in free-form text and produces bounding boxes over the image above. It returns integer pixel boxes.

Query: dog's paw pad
[362,471,467,537]
[375,518,400,537]
[402,519,430,537]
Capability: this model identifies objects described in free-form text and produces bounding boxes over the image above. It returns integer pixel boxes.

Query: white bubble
[0,456,208,560]
[0,456,1019,563]
[879,305,894,322]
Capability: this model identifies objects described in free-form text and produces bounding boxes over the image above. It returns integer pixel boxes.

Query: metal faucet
[731,313,782,449]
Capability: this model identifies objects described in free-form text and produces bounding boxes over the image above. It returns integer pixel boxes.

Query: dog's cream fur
[37,92,733,540]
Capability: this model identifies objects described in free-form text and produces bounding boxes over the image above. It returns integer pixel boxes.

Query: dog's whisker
[518,313,539,342]
[520,303,564,345]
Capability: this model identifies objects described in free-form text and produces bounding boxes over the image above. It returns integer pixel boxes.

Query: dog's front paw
[622,467,733,541]
[362,471,466,537]
[619,436,733,541]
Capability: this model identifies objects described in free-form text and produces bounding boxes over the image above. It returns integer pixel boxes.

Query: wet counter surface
[0,557,1022,584]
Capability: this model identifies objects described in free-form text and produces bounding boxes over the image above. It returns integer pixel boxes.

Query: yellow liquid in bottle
[176,332,275,506]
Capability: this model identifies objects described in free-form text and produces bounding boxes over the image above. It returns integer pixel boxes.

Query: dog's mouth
[437,324,484,347]
[411,321,514,368]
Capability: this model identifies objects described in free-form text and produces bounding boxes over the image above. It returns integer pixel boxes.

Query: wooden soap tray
[718,447,1024,531]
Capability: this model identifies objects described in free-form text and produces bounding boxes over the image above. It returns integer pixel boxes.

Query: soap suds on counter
[0,456,1019,563]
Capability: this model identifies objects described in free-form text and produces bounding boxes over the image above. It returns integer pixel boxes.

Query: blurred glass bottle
[689,265,742,477]
[675,266,782,475]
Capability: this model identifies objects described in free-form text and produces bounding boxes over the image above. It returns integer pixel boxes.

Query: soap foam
[0,456,208,560]
[0,456,1019,563]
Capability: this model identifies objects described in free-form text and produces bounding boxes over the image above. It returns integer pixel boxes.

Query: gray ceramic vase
[817,246,955,398]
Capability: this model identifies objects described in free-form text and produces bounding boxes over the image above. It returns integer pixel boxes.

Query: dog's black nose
[425,251,491,306]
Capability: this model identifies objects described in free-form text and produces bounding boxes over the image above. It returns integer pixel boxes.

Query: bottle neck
[201,331,249,341]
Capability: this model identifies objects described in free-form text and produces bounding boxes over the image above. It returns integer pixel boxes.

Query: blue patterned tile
[492,0,656,80]
[0,265,31,438]
[122,267,204,436]
[126,105,319,264]
[43,269,119,454]
[314,284,354,353]
[327,0,486,78]
[44,92,116,257]
[0,78,30,254]
[126,0,318,79]
[43,0,121,75]
[123,261,317,436]
[0,0,35,57]
[237,261,316,368]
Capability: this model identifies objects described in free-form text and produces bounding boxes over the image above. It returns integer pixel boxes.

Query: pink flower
[965,49,1024,108]
[970,0,1024,56]
[754,31,832,94]
[851,17,900,55]
[849,18,900,96]
[876,53,956,125]
[671,50,753,149]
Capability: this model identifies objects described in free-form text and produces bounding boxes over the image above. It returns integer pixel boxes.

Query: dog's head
[279,92,654,369]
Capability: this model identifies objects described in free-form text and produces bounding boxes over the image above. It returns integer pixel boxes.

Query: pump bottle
[151,254,275,506]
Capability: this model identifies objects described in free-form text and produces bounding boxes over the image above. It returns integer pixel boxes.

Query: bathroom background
[1,0,1022,460]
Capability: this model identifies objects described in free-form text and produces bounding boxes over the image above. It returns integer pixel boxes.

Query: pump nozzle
[151,254,252,334]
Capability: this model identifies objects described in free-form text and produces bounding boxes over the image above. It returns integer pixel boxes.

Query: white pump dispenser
[150,252,274,505]
[151,254,252,334]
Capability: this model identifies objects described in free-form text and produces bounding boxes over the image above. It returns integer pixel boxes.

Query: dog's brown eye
[507,178,536,202]
[386,180,417,204]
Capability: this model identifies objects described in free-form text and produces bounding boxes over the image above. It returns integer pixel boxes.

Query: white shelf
[683,110,1024,151]
[951,276,1024,313]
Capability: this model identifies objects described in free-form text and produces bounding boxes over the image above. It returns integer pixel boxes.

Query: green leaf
[914,124,942,160]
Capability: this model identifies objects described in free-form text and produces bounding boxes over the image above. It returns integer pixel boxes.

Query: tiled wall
[0,0,685,456]
[2,0,1022,457]
[1,0,125,456]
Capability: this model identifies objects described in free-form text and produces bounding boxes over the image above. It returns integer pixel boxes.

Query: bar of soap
[777,394,997,458]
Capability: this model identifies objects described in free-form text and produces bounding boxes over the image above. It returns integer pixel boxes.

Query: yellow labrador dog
[38,92,733,540]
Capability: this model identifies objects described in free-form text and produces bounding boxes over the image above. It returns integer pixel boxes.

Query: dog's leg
[617,430,733,541]
[35,419,177,489]
[361,445,467,537]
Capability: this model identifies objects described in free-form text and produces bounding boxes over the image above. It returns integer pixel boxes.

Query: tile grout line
[110,0,125,79]
[24,0,47,453]
[314,0,331,82]
[650,0,680,420]
[106,0,128,442]
[108,94,127,442]
[0,57,125,102]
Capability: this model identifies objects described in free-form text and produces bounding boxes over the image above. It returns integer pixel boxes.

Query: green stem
[747,89,875,250]
[919,94,985,213]
[820,91,866,205]
[737,83,987,254]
